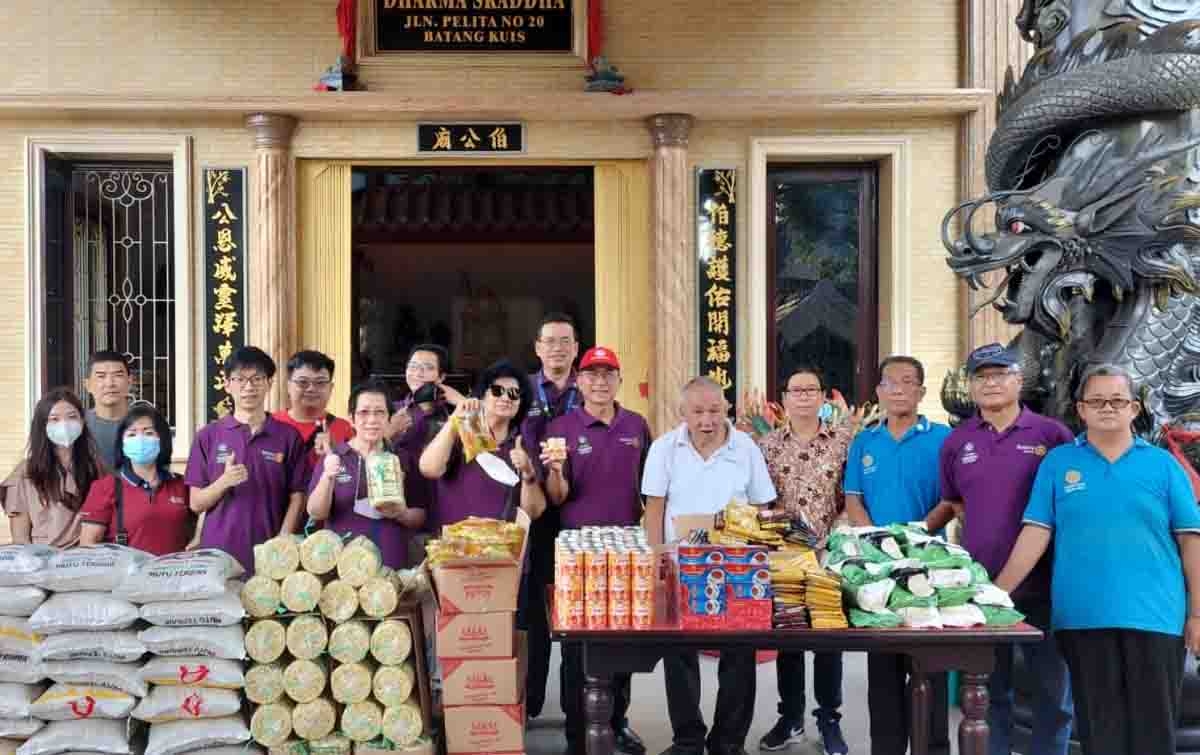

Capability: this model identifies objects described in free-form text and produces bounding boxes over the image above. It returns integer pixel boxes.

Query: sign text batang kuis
[376,0,573,52]
[418,123,525,154]
[202,168,247,421]
[697,168,738,409]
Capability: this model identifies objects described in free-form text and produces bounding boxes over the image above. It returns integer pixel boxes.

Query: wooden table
[551,620,1042,755]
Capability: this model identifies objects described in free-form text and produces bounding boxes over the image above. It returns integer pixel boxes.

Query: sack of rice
[144,715,252,755]
[244,620,286,664]
[370,620,412,666]
[280,572,322,614]
[241,576,282,619]
[34,631,144,664]
[299,531,343,576]
[291,697,336,741]
[42,661,147,697]
[0,683,41,719]
[28,593,139,634]
[30,684,135,720]
[17,719,131,755]
[0,546,54,587]
[115,550,245,604]
[327,621,370,665]
[0,717,42,739]
[0,587,47,618]
[137,625,246,660]
[244,664,284,705]
[282,658,326,704]
[318,580,358,623]
[250,700,293,747]
[37,545,150,593]
[372,663,415,708]
[131,685,241,723]
[254,536,301,581]
[336,536,381,587]
[330,661,373,704]
[358,571,400,618]
[0,619,40,656]
[0,653,42,684]
[341,699,382,742]
[284,615,327,661]
[140,585,245,627]
[138,657,244,689]
[381,701,423,747]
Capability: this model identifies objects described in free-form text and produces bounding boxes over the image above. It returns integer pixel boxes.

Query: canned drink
[631,609,653,630]
[632,588,654,609]
[555,547,583,579]
[607,550,632,592]
[608,609,631,630]
[585,600,608,630]
[631,549,655,590]
[556,597,585,630]
[585,587,608,608]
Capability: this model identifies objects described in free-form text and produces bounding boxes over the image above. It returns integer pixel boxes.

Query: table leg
[909,670,931,755]
[584,672,615,755]
[957,672,990,755]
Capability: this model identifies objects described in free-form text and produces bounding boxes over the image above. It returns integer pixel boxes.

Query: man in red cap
[542,345,651,755]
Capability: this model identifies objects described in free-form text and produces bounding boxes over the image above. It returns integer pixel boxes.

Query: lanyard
[537,379,578,419]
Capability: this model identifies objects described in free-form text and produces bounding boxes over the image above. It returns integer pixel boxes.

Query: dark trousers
[776,650,843,723]
[525,506,559,716]
[866,653,950,755]
[561,642,632,751]
[1057,628,1185,755]
[663,649,757,754]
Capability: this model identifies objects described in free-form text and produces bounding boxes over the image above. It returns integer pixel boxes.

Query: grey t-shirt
[86,409,122,471]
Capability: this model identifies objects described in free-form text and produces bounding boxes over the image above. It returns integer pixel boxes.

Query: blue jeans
[988,598,1073,755]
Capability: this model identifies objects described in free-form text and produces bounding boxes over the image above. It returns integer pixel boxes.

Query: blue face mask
[122,435,160,466]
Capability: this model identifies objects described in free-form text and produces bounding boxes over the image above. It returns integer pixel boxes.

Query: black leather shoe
[616,726,647,755]
[657,746,703,755]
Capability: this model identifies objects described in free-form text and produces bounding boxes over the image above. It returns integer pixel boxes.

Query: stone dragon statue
[942,0,1200,440]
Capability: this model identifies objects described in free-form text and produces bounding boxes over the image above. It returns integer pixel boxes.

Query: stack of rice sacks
[242,532,425,755]
[0,545,54,755]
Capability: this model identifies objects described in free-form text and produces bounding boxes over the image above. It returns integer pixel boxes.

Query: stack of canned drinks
[554,526,656,631]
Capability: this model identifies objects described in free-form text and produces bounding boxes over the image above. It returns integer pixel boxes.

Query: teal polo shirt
[1023,434,1200,636]
[844,415,951,526]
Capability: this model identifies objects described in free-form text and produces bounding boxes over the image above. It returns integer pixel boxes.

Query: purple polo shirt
[307,443,422,568]
[184,414,307,574]
[431,433,537,530]
[391,399,450,533]
[546,405,651,529]
[522,370,579,448]
[939,407,1073,597]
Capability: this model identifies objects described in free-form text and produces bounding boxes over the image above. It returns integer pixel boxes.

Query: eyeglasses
[538,337,575,348]
[785,387,822,397]
[488,385,522,401]
[879,378,921,392]
[971,371,1017,386]
[291,378,331,391]
[406,361,439,373]
[354,409,390,419]
[228,375,268,388]
[1081,397,1134,410]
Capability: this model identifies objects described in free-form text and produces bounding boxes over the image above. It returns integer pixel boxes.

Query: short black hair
[348,378,395,418]
[785,366,824,391]
[537,312,578,341]
[474,360,534,431]
[113,404,173,470]
[88,350,130,374]
[407,344,450,375]
[225,346,277,379]
[287,350,335,377]
[879,355,925,386]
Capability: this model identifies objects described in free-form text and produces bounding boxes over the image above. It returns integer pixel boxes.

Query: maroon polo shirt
[80,471,194,555]
[939,407,1073,598]
[307,443,423,568]
[391,399,450,533]
[184,414,307,574]
[546,404,651,529]
[431,433,537,530]
[522,370,579,449]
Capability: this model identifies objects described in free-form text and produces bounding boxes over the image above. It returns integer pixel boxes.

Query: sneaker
[815,717,848,755]
[615,726,647,755]
[758,718,804,751]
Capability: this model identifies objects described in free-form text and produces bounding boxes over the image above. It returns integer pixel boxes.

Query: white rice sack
[327,621,370,665]
[382,701,423,747]
[341,699,381,743]
[140,584,245,627]
[137,625,246,660]
[254,536,301,581]
[973,583,1016,608]
[0,683,41,719]
[244,664,284,705]
[370,620,412,666]
[897,606,943,629]
[0,619,40,656]
[299,531,343,576]
[250,700,293,747]
[34,632,144,664]
[37,545,150,593]
[0,653,43,684]
[131,686,241,723]
[373,663,415,708]
[42,661,147,697]
[241,576,281,619]
[284,615,327,661]
[0,547,54,588]
[115,550,245,605]
[144,716,252,755]
[0,587,47,618]
[279,572,322,615]
[0,717,43,739]
[940,604,988,628]
[330,662,373,705]
[30,684,135,721]
[17,719,131,755]
[336,536,381,587]
[28,593,139,634]
[358,572,400,619]
[317,580,358,623]
[138,657,244,690]
[244,620,286,665]
[291,698,336,741]
[282,659,326,704]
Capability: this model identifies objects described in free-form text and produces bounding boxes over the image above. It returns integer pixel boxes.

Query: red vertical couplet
[337,0,357,60]
[588,0,604,60]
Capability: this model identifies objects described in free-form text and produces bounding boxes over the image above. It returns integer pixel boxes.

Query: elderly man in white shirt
[642,376,777,755]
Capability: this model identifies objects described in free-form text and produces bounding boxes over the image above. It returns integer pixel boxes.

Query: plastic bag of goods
[34,631,144,664]
[337,536,382,587]
[282,658,327,704]
[279,571,322,614]
[382,700,423,747]
[366,451,406,508]
[847,608,902,629]
[37,545,150,593]
[844,578,895,614]
[139,657,244,690]
[285,615,327,661]
[359,571,401,618]
[244,620,286,665]
[934,586,977,608]
[317,580,358,623]
[373,663,415,707]
[132,686,241,723]
[451,410,497,465]
[0,683,41,719]
[973,583,1016,608]
[42,661,146,697]
[341,699,382,743]
[241,576,281,619]
[896,606,943,629]
[17,719,131,755]
[254,535,301,581]
[250,700,293,747]
[28,593,138,634]
[939,604,987,628]
[979,605,1025,626]
[0,718,41,738]
[30,684,135,720]
[140,584,245,627]
[0,619,39,656]
[137,625,246,660]
[299,530,343,576]
[291,697,336,741]
[115,550,245,604]
[888,587,937,611]
[328,621,370,665]
[0,587,47,618]
[330,661,373,704]
[928,568,972,589]
[0,652,42,684]
[0,546,54,587]
[370,620,412,666]
[144,715,252,755]
[244,663,284,705]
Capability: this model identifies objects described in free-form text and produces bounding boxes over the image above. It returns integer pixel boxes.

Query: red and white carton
[443,703,526,754]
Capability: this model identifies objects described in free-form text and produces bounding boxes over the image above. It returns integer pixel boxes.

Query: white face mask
[46,420,83,449]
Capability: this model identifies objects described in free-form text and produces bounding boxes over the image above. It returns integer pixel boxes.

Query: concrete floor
[525,645,966,755]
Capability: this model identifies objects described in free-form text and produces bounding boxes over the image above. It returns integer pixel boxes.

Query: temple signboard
[364,0,584,57]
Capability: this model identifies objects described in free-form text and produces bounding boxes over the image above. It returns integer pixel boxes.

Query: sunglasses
[488,385,521,401]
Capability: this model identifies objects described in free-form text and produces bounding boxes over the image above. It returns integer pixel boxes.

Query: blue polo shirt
[1023,435,1200,636]
[844,415,950,526]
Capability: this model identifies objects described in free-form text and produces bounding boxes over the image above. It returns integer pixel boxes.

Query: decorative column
[245,113,298,411]
[646,113,695,433]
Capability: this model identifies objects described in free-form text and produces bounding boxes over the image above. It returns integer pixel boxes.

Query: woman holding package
[4,388,104,547]
[308,379,427,568]
[79,404,196,554]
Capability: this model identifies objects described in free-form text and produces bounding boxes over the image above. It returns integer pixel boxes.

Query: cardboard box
[443,703,526,754]
[671,514,715,542]
[441,652,525,706]
[436,610,515,659]
[431,562,521,614]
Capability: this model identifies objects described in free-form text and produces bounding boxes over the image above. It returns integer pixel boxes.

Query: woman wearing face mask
[3,388,103,547]
[79,404,195,554]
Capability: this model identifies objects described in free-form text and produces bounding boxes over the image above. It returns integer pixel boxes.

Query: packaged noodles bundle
[426,517,525,565]
[328,621,371,665]
[250,701,294,747]
[330,661,373,704]
[282,658,326,704]
[341,699,382,743]
[138,657,245,690]
[131,686,241,723]
[301,734,351,755]
[245,620,286,664]
[285,615,328,661]
[254,536,301,581]
[358,571,400,619]
[336,537,382,587]
[365,450,406,508]
[372,663,415,707]
[318,580,358,623]
[291,697,336,740]
[451,409,497,464]
[381,701,423,747]
[280,572,322,614]
[31,682,136,720]
[244,664,285,705]
[299,531,343,576]
[241,576,282,619]
[370,620,412,666]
